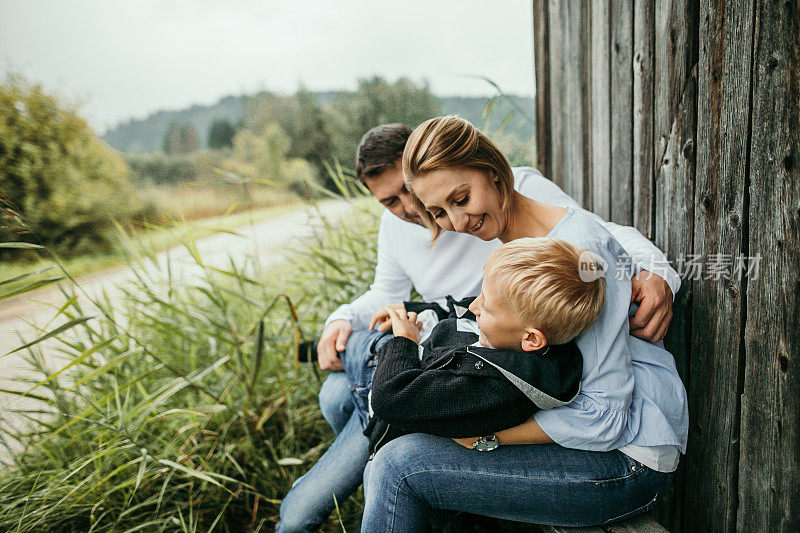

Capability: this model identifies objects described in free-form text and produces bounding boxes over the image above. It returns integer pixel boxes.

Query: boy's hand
[386,307,422,343]
[369,303,406,332]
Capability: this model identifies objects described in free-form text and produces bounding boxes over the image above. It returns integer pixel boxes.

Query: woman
[360,116,688,531]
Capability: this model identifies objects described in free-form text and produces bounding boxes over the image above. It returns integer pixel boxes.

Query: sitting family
[276,117,688,532]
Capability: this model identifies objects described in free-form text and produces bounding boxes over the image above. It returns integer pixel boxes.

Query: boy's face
[468,275,530,351]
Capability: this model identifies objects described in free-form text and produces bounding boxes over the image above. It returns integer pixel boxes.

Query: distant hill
[101,91,535,154]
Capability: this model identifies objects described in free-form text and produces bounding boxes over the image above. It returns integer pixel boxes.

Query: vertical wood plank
[651,2,699,530]
[654,0,700,176]
[738,0,800,530]
[610,0,634,225]
[591,0,612,220]
[689,1,756,530]
[533,0,551,180]
[547,0,565,189]
[652,65,697,533]
[633,0,655,238]
[579,0,593,211]
[560,0,585,205]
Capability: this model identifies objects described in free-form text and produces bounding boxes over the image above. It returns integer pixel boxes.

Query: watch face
[474,437,499,452]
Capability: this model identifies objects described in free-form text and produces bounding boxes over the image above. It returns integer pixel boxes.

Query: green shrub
[0,196,381,531]
[0,76,147,260]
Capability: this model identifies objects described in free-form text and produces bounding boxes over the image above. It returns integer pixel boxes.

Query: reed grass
[0,172,381,531]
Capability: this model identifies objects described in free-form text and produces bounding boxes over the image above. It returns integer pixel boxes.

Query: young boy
[364,237,606,456]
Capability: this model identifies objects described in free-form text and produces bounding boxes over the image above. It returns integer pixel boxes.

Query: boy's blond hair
[484,238,606,345]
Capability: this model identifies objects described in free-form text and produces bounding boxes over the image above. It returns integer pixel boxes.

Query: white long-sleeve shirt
[326,167,681,331]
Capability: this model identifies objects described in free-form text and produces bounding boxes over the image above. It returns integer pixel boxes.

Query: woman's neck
[499,192,565,243]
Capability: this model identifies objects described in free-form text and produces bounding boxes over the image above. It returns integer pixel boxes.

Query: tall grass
[0,180,381,531]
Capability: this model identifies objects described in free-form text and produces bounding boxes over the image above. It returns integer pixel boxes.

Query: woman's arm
[453,417,554,448]
[530,230,637,451]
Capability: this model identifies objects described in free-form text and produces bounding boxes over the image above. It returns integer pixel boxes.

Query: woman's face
[409,167,506,241]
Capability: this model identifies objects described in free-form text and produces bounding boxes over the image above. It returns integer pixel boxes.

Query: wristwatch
[472,434,499,452]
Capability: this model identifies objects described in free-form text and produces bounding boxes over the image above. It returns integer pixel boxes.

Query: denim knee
[276,500,321,533]
[365,434,419,489]
[318,372,353,435]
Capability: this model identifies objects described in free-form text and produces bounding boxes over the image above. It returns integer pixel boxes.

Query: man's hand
[630,271,673,343]
[317,320,352,371]
[386,307,422,343]
[369,303,406,332]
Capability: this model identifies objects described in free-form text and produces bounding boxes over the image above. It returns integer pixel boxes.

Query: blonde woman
[360,117,688,531]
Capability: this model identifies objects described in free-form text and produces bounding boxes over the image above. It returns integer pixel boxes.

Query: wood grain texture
[560,0,586,205]
[547,0,565,189]
[651,3,699,531]
[654,0,699,178]
[737,0,800,530]
[633,0,655,238]
[590,0,612,220]
[652,65,697,533]
[534,0,551,179]
[688,1,756,531]
[610,0,634,225]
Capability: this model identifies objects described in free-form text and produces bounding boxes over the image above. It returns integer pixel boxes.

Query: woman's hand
[386,307,422,343]
[369,303,406,332]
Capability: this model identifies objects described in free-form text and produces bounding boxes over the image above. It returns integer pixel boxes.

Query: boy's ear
[521,328,548,352]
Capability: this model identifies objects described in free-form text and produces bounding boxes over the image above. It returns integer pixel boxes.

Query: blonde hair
[402,116,514,240]
[484,238,606,345]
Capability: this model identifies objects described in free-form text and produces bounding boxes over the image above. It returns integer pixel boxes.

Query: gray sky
[0,0,535,133]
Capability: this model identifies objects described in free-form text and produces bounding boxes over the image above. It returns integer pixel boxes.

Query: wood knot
[779,353,789,373]
[701,192,714,212]
[784,154,794,172]
[767,53,780,70]
[683,139,695,160]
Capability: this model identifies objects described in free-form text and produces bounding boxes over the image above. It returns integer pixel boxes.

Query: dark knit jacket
[363,297,583,457]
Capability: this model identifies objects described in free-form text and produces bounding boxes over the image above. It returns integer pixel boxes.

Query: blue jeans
[276,329,391,532]
[362,433,671,532]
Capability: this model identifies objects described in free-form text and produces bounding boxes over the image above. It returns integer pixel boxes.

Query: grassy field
[0,190,380,531]
[0,201,302,285]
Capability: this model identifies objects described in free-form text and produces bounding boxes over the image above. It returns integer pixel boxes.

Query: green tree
[223,122,315,195]
[162,122,199,154]
[326,76,441,169]
[0,76,145,257]
[162,121,182,154]
[180,124,199,153]
[207,118,235,149]
[244,89,333,179]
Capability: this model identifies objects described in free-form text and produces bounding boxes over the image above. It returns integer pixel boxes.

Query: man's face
[363,160,423,225]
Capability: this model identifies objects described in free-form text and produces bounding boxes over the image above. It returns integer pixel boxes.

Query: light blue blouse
[533,208,689,455]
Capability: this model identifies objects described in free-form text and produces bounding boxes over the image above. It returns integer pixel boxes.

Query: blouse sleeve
[533,230,636,451]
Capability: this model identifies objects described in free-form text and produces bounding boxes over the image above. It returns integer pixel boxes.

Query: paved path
[0,200,351,462]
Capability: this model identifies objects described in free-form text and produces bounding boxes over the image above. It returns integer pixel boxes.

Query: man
[276,124,679,532]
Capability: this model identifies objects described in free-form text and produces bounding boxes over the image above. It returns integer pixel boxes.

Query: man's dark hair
[355,123,413,182]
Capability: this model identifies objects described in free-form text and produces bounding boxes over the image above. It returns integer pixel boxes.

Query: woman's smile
[469,214,485,234]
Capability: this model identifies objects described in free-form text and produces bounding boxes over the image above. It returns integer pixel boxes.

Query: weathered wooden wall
[532,1,799,531]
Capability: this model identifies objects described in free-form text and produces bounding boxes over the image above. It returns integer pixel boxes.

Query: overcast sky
[0,1,535,133]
